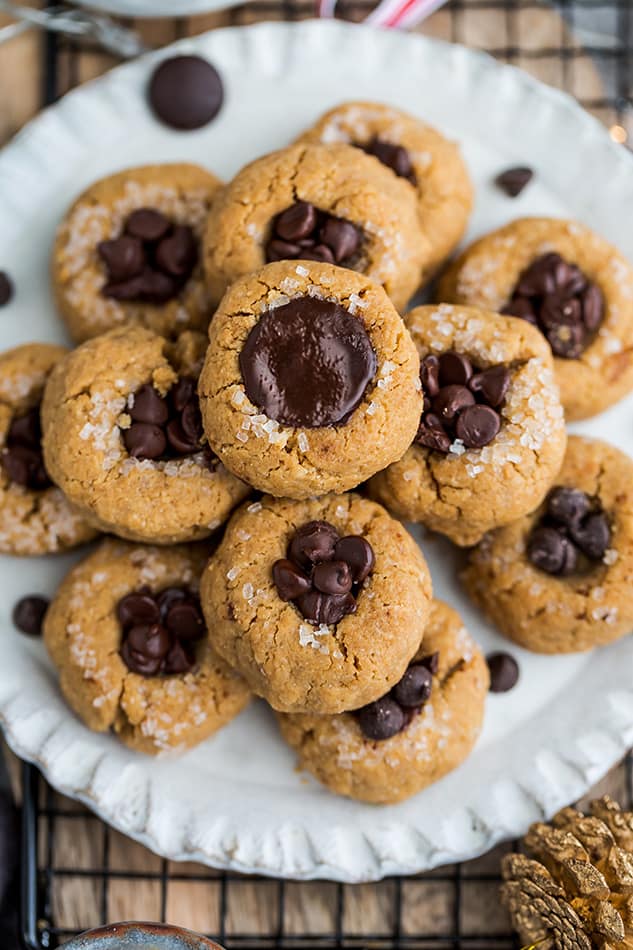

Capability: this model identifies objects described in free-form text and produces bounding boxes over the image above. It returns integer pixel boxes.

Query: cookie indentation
[118,586,206,676]
[266,201,363,267]
[123,375,213,464]
[360,136,417,185]
[527,485,611,576]
[239,297,377,429]
[416,351,510,452]
[273,519,375,626]
[1,405,51,490]
[503,252,605,359]
[356,652,438,740]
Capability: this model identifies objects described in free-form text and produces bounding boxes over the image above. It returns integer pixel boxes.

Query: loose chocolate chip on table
[273,520,375,625]
[494,166,533,197]
[12,596,49,636]
[265,201,362,267]
[118,585,205,677]
[356,697,406,741]
[415,352,508,454]
[362,137,416,184]
[392,663,433,708]
[0,271,13,307]
[486,652,519,692]
[502,252,604,359]
[148,55,224,130]
[527,485,611,576]
[239,297,376,429]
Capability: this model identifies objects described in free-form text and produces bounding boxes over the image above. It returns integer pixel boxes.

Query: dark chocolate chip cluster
[265,201,362,267]
[118,586,206,676]
[123,376,211,463]
[355,652,439,741]
[98,207,198,305]
[272,520,375,626]
[360,136,417,185]
[1,406,51,490]
[502,252,604,359]
[416,351,510,453]
[527,486,611,576]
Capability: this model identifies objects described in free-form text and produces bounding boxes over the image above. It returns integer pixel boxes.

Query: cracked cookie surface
[200,493,433,715]
[43,538,251,754]
[277,599,489,803]
[462,436,633,653]
[202,143,430,311]
[41,326,250,543]
[52,163,221,343]
[369,304,567,546]
[198,260,423,499]
[437,217,633,420]
[0,343,98,555]
[297,101,473,278]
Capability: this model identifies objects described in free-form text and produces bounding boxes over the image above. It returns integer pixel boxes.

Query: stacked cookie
[4,95,633,803]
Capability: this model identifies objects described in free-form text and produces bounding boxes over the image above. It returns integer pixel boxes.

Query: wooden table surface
[0,1,631,943]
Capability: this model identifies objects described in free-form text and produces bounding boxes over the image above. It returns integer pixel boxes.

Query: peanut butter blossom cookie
[198,261,422,499]
[44,539,251,754]
[462,436,633,653]
[200,493,432,714]
[0,343,97,555]
[298,101,473,277]
[277,599,489,804]
[437,217,633,420]
[202,143,430,311]
[369,304,567,546]
[52,163,221,343]
[41,326,250,544]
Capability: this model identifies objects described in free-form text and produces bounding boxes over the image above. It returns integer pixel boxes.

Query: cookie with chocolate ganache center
[276,599,489,804]
[437,217,633,420]
[200,492,432,715]
[462,435,633,653]
[198,261,422,499]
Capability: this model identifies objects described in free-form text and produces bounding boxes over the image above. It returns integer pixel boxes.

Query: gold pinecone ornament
[502,796,633,949]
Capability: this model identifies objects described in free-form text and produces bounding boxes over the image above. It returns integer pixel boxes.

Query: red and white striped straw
[317,0,447,29]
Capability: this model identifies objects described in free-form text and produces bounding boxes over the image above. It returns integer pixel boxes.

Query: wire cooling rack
[16,1,633,947]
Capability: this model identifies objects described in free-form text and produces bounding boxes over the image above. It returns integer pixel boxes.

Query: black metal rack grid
[18,1,633,947]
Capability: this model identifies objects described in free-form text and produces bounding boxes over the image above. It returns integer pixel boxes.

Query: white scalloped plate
[72,0,246,15]
[1,21,633,882]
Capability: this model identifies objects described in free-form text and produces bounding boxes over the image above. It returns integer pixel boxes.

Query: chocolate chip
[494,166,533,197]
[333,536,375,583]
[163,638,195,675]
[126,208,170,242]
[392,663,433,707]
[180,401,203,443]
[116,592,161,628]
[289,521,339,569]
[123,422,167,460]
[363,137,416,183]
[265,202,362,267]
[166,418,198,455]
[157,587,187,615]
[165,601,205,640]
[504,253,604,359]
[239,297,376,429]
[170,377,196,413]
[415,414,452,453]
[569,512,611,561]
[438,351,473,386]
[275,520,374,625]
[129,385,169,425]
[12,596,49,636]
[155,225,198,278]
[455,404,500,448]
[421,651,440,675]
[432,384,475,423]
[8,408,40,448]
[2,445,49,490]
[276,202,317,242]
[97,236,145,282]
[486,652,519,692]
[104,268,177,305]
[127,623,171,659]
[148,55,223,130]
[420,355,440,397]
[356,697,406,741]
[320,218,361,263]
[468,365,510,408]
[0,272,13,307]
[312,560,353,595]
[272,559,312,601]
[527,525,577,576]
[546,487,590,526]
